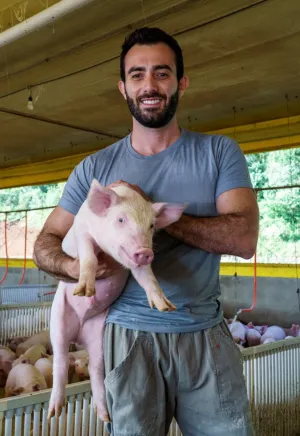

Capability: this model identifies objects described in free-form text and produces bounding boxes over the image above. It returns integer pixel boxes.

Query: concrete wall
[219,275,299,328]
[1,268,299,328]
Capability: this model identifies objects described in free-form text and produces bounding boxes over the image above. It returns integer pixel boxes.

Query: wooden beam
[0,1,59,33]
[0,148,98,189]
[207,115,300,154]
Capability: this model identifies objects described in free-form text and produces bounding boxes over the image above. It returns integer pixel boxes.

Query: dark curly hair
[120,27,184,82]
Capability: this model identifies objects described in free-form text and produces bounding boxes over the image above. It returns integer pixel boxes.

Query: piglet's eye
[150,224,154,229]
[118,218,124,223]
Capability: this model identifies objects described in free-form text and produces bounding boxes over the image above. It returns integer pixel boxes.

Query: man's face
[119,43,186,128]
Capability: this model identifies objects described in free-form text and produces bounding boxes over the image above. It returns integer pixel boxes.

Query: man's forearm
[165,213,258,259]
[33,232,77,282]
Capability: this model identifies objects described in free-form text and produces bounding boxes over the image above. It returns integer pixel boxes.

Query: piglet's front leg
[73,235,98,297]
[131,265,176,312]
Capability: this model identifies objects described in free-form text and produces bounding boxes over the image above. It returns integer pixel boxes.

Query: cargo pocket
[104,334,158,436]
[210,321,251,428]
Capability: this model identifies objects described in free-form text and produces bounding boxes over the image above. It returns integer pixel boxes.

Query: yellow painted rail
[0,259,298,279]
[220,262,298,279]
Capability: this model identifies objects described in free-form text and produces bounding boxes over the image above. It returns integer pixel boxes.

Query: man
[34,27,259,435]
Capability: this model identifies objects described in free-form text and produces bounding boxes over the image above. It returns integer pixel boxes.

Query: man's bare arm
[165,188,259,259]
[33,206,78,282]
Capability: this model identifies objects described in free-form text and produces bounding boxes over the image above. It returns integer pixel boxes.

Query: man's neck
[130,118,182,156]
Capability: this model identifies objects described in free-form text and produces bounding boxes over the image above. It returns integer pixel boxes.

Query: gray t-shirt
[59,128,252,333]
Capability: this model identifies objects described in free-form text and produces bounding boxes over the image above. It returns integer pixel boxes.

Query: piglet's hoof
[95,406,110,423]
[73,281,95,297]
[47,400,64,420]
[147,292,176,312]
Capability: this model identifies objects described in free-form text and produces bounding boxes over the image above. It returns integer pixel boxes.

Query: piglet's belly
[65,270,129,322]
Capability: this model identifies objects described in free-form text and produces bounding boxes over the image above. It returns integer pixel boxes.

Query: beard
[125,88,179,128]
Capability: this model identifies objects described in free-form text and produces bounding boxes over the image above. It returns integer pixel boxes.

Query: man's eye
[132,74,142,79]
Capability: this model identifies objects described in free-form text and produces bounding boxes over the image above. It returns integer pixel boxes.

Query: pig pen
[1,302,300,436]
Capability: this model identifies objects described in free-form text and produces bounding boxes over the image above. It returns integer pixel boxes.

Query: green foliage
[245,148,299,246]
[245,153,268,201]
[0,183,65,226]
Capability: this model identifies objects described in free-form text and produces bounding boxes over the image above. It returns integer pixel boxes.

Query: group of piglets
[1,322,299,397]
[226,319,300,348]
[0,330,89,397]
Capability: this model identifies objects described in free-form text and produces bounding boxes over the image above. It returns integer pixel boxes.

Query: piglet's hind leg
[79,309,110,422]
[48,284,80,419]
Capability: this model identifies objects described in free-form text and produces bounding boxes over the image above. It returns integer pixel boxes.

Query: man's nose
[142,74,159,93]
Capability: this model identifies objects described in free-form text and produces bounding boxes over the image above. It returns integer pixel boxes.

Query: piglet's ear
[87,179,120,216]
[152,202,187,229]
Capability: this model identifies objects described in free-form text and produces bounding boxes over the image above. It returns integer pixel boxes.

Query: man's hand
[64,251,123,282]
[108,180,151,202]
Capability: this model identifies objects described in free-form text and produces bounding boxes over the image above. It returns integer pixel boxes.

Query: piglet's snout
[133,248,154,266]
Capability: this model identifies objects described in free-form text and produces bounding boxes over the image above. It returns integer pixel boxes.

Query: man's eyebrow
[153,64,173,72]
[127,64,173,75]
[127,66,146,75]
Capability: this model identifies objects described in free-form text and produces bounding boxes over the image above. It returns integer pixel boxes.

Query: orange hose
[0,213,9,285]
[18,212,28,286]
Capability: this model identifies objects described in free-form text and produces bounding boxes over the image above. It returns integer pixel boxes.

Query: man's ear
[118,81,127,100]
[178,76,189,98]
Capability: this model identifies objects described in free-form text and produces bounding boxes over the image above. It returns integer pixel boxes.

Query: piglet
[246,327,261,347]
[67,350,88,383]
[16,331,52,357]
[6,336,29,352]
[262,338,276,344]
[228,321,247,344]
[261,326,286,344]
[48,181,186,422]
[75,357,89,381]
[0,346,16,386]
[285,324,300,337]
[13,345,47,367]
[35,357,53,388]
[5,364,47,397]
[68,350,88,362]
[247,322,268,335]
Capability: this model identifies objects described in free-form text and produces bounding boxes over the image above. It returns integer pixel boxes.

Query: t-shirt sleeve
[58,156,94,215]
[215,136,253,199]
